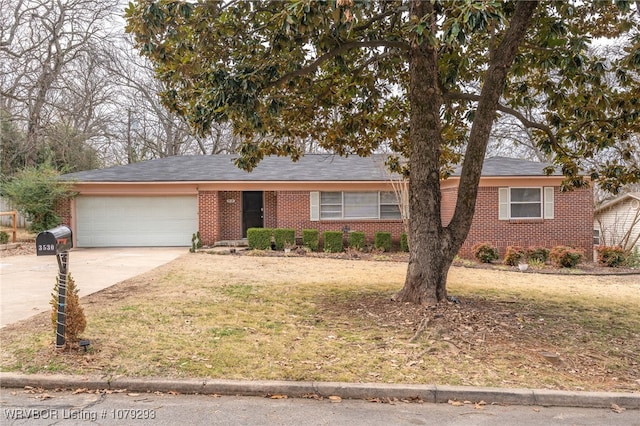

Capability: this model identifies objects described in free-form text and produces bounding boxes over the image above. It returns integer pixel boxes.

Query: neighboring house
[594,192,640,253]
[59,154,593,259]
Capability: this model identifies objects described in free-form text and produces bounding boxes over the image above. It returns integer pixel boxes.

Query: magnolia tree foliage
[126,0,640,304]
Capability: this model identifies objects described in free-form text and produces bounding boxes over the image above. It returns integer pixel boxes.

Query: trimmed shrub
[374,232,392,252]
[323,231,344,253]
[596,245,627,267]
[274,228,296,250]
[472,242,499,263]
[0,231,8,244]
[400,233,409,252]
[302,229,319,252]
[50,273,86,348]
[549,245,584,268]
[247,228,272,250]
[527,246,550,263]
[349,231,366,250]
[504,246,527,266]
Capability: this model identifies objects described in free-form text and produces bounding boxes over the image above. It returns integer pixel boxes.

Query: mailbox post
[36,225,73,349]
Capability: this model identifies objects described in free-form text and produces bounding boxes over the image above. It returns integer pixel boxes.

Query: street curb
[1,373,638,409]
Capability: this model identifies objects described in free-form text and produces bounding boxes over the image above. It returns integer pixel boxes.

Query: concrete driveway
[0,247,186,328]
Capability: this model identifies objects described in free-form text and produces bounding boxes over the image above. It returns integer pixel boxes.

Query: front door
[242,191,264,237]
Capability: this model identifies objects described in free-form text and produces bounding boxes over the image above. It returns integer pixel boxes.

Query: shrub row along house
[59,154,593,259]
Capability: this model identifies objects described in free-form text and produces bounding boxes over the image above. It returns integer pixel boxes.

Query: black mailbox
[36,225,73,256]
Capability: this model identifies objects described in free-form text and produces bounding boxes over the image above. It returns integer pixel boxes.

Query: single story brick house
[594,192,640,253]
[59,154,593,259]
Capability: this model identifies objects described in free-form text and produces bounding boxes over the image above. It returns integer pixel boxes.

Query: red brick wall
[55,198,72,228]
[441,187,457,225]
[198,191,219,245]
[275,191,406,244]
[218,191,242,240]
[264,191,278,229]
[443,186,593,260]
[197,187,592,258]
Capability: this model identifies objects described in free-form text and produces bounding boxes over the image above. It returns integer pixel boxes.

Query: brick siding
[61,183,594,258]
[55,198,72,227]
[275,191,406,245]
[442,186,593,260]
[198,191,220,244]
[264,191,278,229]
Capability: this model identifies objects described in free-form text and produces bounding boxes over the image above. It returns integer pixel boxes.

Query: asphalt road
[1,388,638,426]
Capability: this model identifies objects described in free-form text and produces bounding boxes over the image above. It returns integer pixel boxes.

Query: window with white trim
[498,187,554,220]
[311,192,402,221]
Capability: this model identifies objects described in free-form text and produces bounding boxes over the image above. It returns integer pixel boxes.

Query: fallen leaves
[447,399,487,410]
[610,403,626,413]
[268,394,288,399]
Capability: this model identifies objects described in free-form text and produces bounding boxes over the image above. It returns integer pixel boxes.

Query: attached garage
[75,196,198,247]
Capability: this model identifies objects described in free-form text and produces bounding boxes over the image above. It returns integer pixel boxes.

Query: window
[511,188,542,218]
[380,192,402,219]
[499,187,554,220]
[593,229,601,245]
[344,192,378,218]
[320,192,342,219]
[311,192,402,221]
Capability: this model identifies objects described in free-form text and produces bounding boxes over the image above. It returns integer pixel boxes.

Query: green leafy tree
[125,1,640,305]
[1,165,77,232]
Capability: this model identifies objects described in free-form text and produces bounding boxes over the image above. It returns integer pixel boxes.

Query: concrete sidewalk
[0,247,186,328]
[0,373,638,410]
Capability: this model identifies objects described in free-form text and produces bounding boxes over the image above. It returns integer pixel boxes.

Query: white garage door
[76,196,198,247]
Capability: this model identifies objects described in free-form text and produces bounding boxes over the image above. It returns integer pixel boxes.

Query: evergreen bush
[302,229,319,251]
[274,228,296,250]
[348,231,366,250]
[596,245,627,267]
[504,246,527,266]
[472,242,499,263]
[1,165,77,232]
[323,231,343,253]
[374,232,392,252]
[549,245,584,268]
[247,228,272,250]
[400,233,409,252]
[527,246,550,263]
[50,273,86,349]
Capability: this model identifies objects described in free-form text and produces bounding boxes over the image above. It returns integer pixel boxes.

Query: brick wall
[55,198,72,228]
[198,191,219,245]
[275,191,406,245]
[218,191,242,240]
[264,191,278,229]
[197,186,592,258]
[443,186,593,260]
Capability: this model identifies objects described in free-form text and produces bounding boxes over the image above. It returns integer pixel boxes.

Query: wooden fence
[0,198,29,228]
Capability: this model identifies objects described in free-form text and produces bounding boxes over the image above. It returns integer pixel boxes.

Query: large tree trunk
[395,1,453,306]
[396,1,539,305]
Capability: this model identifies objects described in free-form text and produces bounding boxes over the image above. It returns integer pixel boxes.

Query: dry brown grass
[1,252,639,393]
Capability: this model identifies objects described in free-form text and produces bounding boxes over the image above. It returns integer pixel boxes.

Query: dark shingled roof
[452,156,560,177]
[62,154,558,183]
[62,154,394,182]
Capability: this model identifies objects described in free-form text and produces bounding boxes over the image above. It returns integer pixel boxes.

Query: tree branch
[352,5,404,32]
[447,0,539,245]
[265,39,408,90]
[444,91,560,147]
